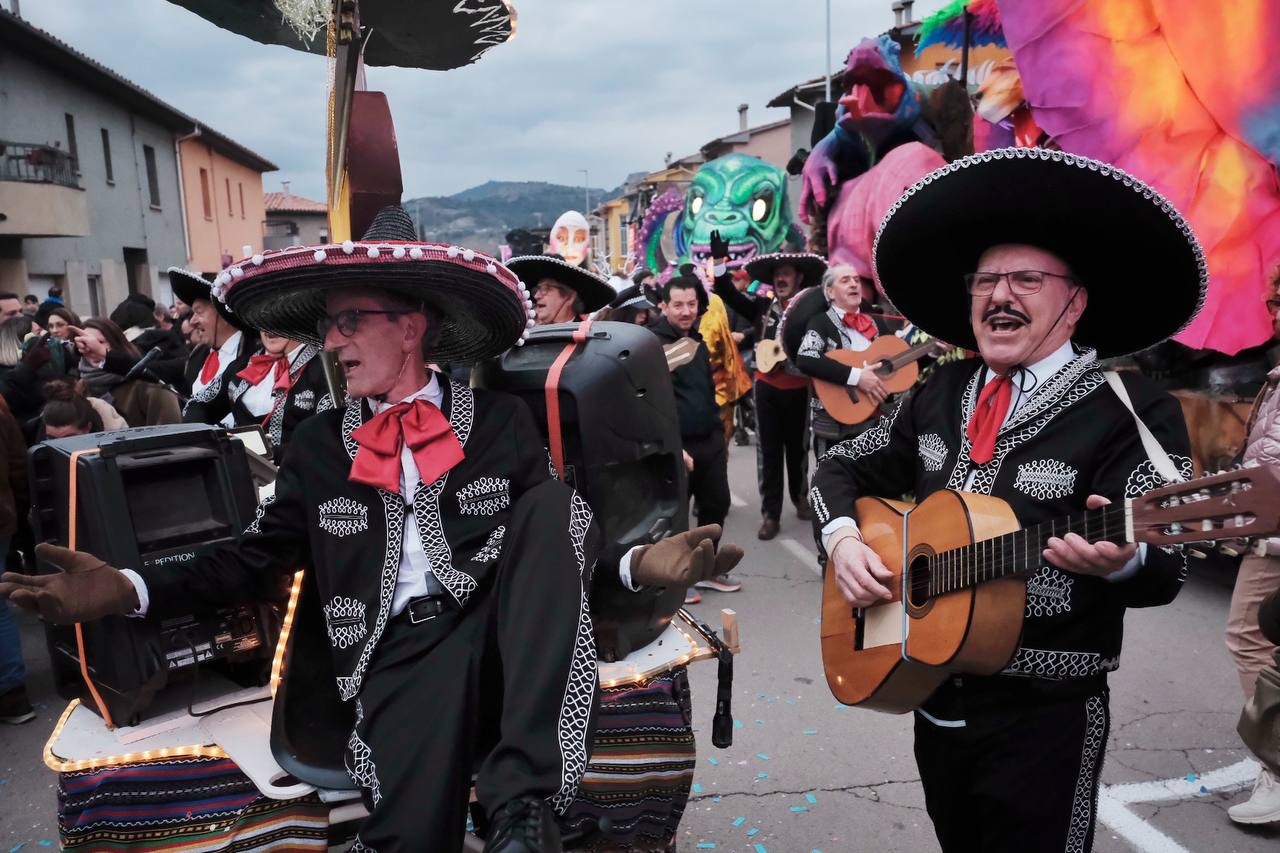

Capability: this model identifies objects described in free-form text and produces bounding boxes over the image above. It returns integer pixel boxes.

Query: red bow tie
[237,354,289,389]
[349,399,464,495]
[842,311,877,340]
[199,350,220,385]
[966,374,1013,465]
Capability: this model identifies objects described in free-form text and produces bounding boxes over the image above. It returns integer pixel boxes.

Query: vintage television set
[28,424,275,726]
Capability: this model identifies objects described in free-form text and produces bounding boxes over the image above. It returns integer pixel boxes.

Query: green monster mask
[679,153,803,269]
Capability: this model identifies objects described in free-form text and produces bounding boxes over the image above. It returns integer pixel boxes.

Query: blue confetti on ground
[754,844,768,853]
[696,844,716,850]
[833,704,847,710]
[10,844,27,853]
[733,817,746,826]
[1186,773,1197,782]
[806,793,818,804]
[790,805,809,812]
[802,729,818,735]
[785,699,797,705]
[755,719,765,725]
[708,757,719,766]
[757,772,769,779]
[756,753,770,760]
[746,827,759,837]
[1199,785,1209,794]
[713,795,721,803]
[693,783,702,794]
[734,719,743,729]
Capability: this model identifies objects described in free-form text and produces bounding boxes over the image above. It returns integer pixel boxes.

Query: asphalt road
[2,442,1278,852]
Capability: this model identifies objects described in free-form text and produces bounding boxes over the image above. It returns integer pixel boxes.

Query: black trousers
[684,430,729,528]
[913,676,1110,853]
[347,480,601,852]
[754,381,809,520]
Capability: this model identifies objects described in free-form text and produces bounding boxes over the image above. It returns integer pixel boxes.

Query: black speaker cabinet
[28,425,274,726]
[475,321,690,660]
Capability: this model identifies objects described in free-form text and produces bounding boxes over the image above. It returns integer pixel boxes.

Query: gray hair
[820,264,861,300]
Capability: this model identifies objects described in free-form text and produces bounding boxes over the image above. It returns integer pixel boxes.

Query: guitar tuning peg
[1188,548,1208,559]
[1201,519,1214,532]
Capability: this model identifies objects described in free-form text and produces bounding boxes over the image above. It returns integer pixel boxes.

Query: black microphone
[123,347,163,383]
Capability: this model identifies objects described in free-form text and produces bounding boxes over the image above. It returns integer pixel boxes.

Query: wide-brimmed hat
[744,252,827,289]
[873,147,1206,358]
[609,283,656,312]
[505,254,615,313]
[779,286,831,362]
[212,206,533,362]
[168,267,252,331]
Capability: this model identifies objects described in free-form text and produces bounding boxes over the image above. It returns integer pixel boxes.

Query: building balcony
[0,141,89,238]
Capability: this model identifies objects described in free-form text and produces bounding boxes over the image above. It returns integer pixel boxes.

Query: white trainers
[1228,767,1280,825]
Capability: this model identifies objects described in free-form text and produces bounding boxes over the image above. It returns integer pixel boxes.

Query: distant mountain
[403,180,614,255]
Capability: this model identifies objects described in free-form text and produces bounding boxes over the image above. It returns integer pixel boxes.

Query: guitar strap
[1104,371,1186,483]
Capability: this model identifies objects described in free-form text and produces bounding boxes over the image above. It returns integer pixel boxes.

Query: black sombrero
[744,252,827,289]
[215,206,533,362]
[168,267,253,331]
[609,283,656,312]
[779,286,831,362]
[505,254,615,313]
[873,147,1206,358]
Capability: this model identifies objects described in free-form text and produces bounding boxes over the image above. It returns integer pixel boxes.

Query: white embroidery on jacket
[1013,459,1079,501]
[318,497,369,538]
[323,596,368,649]
[917,433,948,472]
[456,476,511,516]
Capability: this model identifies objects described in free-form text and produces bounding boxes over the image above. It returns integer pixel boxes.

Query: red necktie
[843,311,878,340]
[237,354,288,387]
[966,375,1013,465]
[349,399,464,494]
[199,350,220,384]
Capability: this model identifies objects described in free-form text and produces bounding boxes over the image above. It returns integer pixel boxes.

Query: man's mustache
[983,305,1031,324]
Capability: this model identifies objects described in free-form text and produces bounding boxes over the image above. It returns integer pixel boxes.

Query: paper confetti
[708,757,719,766]
[790,805,809,812]
[806,793,818,804]
[713,795,721,803]
[756,753,770,760]
[10,844,27,853]
[1186,773,1198,782]
[802,729,818,735]
[696,844,717,850]
[693,783,703,794]
[747,828,759,837]
[754,844,768,853]
[755,719,765,725]
[734,720,744,729]
[757,772,769,779]
[1199,785,1209,794]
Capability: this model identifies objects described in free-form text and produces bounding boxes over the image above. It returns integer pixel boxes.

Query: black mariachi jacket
[647,316,722,440]
[810,348,1192,683]
[139,377,560,702]
[796,309,906,421]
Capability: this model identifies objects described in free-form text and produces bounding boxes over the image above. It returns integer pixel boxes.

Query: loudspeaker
[475,321,689,660]
[28,424,273,726]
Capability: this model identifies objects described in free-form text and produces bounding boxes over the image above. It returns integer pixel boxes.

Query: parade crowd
[0,151,1278,852]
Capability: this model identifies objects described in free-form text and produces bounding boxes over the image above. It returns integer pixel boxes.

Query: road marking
[730,491,748,508]
[778,537,821,574]
[1096,758,1258,853]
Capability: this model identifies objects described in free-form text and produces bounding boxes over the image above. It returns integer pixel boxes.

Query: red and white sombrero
[213,206,535,362]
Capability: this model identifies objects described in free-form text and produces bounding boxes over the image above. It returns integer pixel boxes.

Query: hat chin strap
[999,286,1083,391]
[373,350,417,405]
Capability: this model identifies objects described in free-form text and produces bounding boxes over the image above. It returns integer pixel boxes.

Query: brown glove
[630,524,746,589]
[0,543,139,624]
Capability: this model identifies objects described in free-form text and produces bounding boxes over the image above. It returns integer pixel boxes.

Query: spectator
[39,379,124,439]
[1227,283,1280,825]
[0,293,20,322]
[0,397,30,725]
[101,293,194,393]
[20,295,38,317]
[0,316,74,437]
[33,285,66,330]
[43,306,82,342]
[75,319,181,427]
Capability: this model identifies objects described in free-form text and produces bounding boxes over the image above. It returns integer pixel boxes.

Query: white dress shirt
[241,344,306,419]
[191,330,243,397]
[820,341,1144,580]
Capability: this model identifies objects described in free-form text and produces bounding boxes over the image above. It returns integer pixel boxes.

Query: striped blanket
[58,757,328,851]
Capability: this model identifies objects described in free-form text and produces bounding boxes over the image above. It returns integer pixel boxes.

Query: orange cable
[67,448,115,729]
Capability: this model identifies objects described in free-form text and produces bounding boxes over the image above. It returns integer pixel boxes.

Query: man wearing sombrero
[810,149,1200,851]
[712,235,827,542]
[0,206,731,852]
[168,266,256,406]
[506,254,614,326]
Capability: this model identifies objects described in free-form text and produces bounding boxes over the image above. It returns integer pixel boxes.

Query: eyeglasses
[317,308,417,339]
[963,270,1077,297]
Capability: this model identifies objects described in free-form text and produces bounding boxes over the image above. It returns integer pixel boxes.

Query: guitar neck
[927,506,1129,598]
[881,340,939,373]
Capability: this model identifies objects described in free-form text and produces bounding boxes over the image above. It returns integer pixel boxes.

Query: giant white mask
[551,210,590,267]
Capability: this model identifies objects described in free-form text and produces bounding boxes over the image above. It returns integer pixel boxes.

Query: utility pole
[578,169,590,213]
[824,0,832,101]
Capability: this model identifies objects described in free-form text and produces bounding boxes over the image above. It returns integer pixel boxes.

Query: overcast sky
[19,0,948,201]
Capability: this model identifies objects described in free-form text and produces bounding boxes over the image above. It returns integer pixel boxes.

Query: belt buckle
[409,597,441,624]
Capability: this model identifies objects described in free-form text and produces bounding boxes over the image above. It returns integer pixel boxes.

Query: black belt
[402,594,449,625]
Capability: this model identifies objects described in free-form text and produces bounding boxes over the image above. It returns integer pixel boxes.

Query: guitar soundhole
[906,553,933,609]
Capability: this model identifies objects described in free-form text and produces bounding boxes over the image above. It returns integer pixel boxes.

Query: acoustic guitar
[812,337,941,425]
[755,339,787,374]
[820,466,1280,713]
